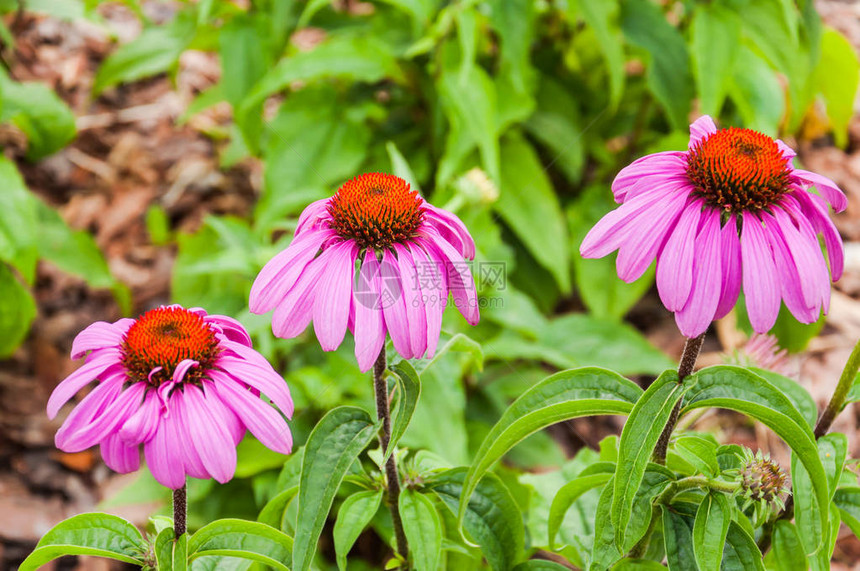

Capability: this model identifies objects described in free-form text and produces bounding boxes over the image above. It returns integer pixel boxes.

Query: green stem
[373,349,409,559]
[629,476,740,558]
[813,338,860,438]
[653,333,706,465]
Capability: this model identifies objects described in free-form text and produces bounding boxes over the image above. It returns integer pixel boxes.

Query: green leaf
[570,0,625,107]
[386,141,422,195]
[611,370,686,546]
[94,17,195,95]
[548,472,612,548]
[692,492,731,571]
[728,44,785,136]
[683,366,829,551]
[690,4,739,116]
[400,489,443,571]
[334,490,383,571]
[748,368,817,429]
[431,468,524,571]
[155,527,175,571]
[834,487,860,539]
[257,486,298,532]
[620,0,693,129]
[721,521,764,571]
[661,505,696,571]
[35,199,115,289]
[772,520,807,571]
[673,435,719,478]
[592,466,674,569]
[0,263,37,358]
[387,360,421,463]
[243,34,402,110]
[611,560,667,570]
[512,561,571,571]
[0,155,37,281]
[0,74,76,160]
[496,132,569,292]
[813,27,860,147]
[18,513,146,570]
[187,519,293,571]
[460,367,641,530]
[437,61,500,185]
[174,532,188,571]
[293,406,378,571]
[793,433,846,569]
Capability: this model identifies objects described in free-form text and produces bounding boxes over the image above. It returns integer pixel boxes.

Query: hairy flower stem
[653,333,706,465]
[173,484,187,538]
[374,349,409,559]
[629,475,740,558]
[814,338,860,438]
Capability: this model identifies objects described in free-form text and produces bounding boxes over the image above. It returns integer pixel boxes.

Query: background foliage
[4,0,860,569]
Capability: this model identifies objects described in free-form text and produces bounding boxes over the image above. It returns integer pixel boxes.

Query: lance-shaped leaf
[18,513,146,570]
[682,366,830,550]
[432,468,524,571]
[386,360,421,463]
[459,367,641,531]
[187,519,293,570]
[400,489,443,571]
[334,490,383,571]
[292,406,379,571]
[611,370,687,547]
[692,492,731,571]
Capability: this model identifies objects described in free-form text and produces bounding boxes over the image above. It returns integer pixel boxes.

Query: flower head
[581,116,846,337]
[737,448,790,524]
[47,305,294,489]
[250,173,479,371]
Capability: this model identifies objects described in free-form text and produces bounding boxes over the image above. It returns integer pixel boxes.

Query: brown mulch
[1,0,860,569]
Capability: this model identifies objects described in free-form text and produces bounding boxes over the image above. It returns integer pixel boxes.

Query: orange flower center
[121,307,220,386]
[686,127,790,213]
[328,173,424,249]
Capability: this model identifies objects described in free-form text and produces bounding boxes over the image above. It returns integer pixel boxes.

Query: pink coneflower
[47,306,293,489]
[250,172,478,372]
[581,116,846,337]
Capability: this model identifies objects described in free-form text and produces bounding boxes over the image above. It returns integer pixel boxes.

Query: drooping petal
[47,351,124,419]
[250,228,335,314]
[615,190,689,282]
[423,204,476,259]
[689,115,718,148]
[204,314,252,347]
[181,385,237,484]
[741,213,781,332]
[764,212,819,324]
[313,240,358,351]
[419,228,479,325]
[168,391,208,480]
[271,248,329,339]
[771,206,827,313]
[792,189,845,280]
[54,375,125,451]
[410,243,446,358]
[212,377,292,455]
[394,244,428,359]
[144,415,186,489]
[581,185,687,259]
[202,379,246,445]
[675,209,723,337]
[71,320,133,359]
[611,151,687,202]
[656,200,704,311]
[100,432,140,473]
[792,169,848,212]
[119,390,161,445]
[295,197,331,235]
[381,248,412,358]
[714,215,741,320]
[217,355,294,418]
[173,359,199,384]
[56,381,145,452]
[353,250,386,372]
